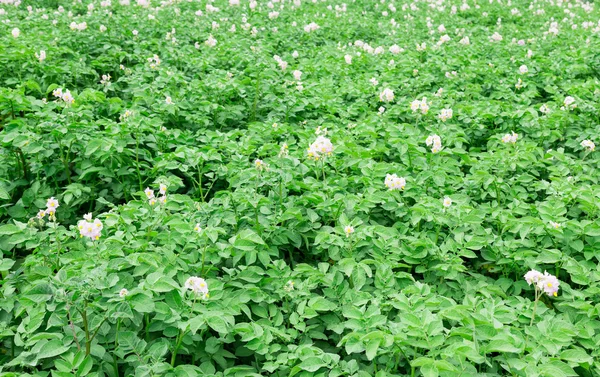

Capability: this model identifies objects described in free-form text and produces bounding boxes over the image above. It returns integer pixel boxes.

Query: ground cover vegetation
[1,0,600,376]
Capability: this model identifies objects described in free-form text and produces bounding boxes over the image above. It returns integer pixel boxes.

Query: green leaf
[76,356,93,376]
[364,338,381,361]
[559,349,593,364]
[298,357,325,372]
[539,360,578,377]
[38,340,69,360]
[206,315,230,334]
[308,297,336,312]
[0,224,21,235]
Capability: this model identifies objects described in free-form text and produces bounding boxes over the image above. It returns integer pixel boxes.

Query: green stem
[198,164,204,201]
[170,329,187,367]
[251,73,261,121]
[530,287,539,326]
[200,243,208,276]
[135,132,143,192]
[80,303,91,356]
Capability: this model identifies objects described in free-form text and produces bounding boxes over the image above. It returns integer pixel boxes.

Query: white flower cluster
[384,174,406,191]
[581,139,595,151]
[205,34,217,47]
[37,197,59,221]
[425,134,443,153]
[78,213,103,241]
[307,136,333,160]
[410,97,429,114]
[490,32,503,41]
[52,88,75,105]
[562,96,576,110]
[379,88,394,102]
[254,159,269,171]
[147,54,161,69]
[100,74,111,86]
[35,50,46,62]
[438,108,453,122]
[185,276,209,299]
[443,197,452,208]
[501,131,519,144]
[273,55,288,71]
[145,184,168,206]
[283,280,294,292]
[524,270,560,297]
[304,22,320,32]
[69,21,88,31]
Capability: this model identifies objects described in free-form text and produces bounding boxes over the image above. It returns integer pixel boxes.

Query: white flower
[515,78,523,89]
[307,136,334,160]
[293,70,302,81]
[303,22,320,32]
[11,28,19,38]
[581,139,595,151]
[370,78,379,86]
[549,221,561,229]
[36,210,46,219]
[459,36,470,45]
[78,214,103,241]
[438,108,453,122]
[185,276,209,297]
[254,159,268,170]
[425,135,442,148]
[132,29,138,36]
[539,272,559,297]
[344,54,352,64]
[283,280,294,292]
[519,65,529,74]
[437,34,451,45]
[501,131,518,144]
[144,187,155,199]
[278,143,289,157]
[563,96,576,110]
[292,51,299,58]
[101,74,111,85]
[378,106,385,114]
[119,288,129,297]
[194,223,203,233]
[389,44,403,54]
[344,225,354,237]
[165,96,173,105]
[490,32,503,41]
[100,25,107,32]
[205,35,217,47]
[46,197,59,214]
[61,90,75,105]
[524,270,543,285]
[416,42,426,51]
[35,50,46,62]
[540,104,550,114]
[384,174,406,191]
[379,88,394,102]
[443,197,452,208]
[159,184,167,195]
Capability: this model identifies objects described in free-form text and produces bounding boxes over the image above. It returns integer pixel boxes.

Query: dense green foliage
[1,0,600,376]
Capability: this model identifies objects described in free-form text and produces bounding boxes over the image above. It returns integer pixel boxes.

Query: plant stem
[530,287,539,326]
[170,329,187,367]
[135,132,143,192]
[200,243,208,276]
[81,302,91,356]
